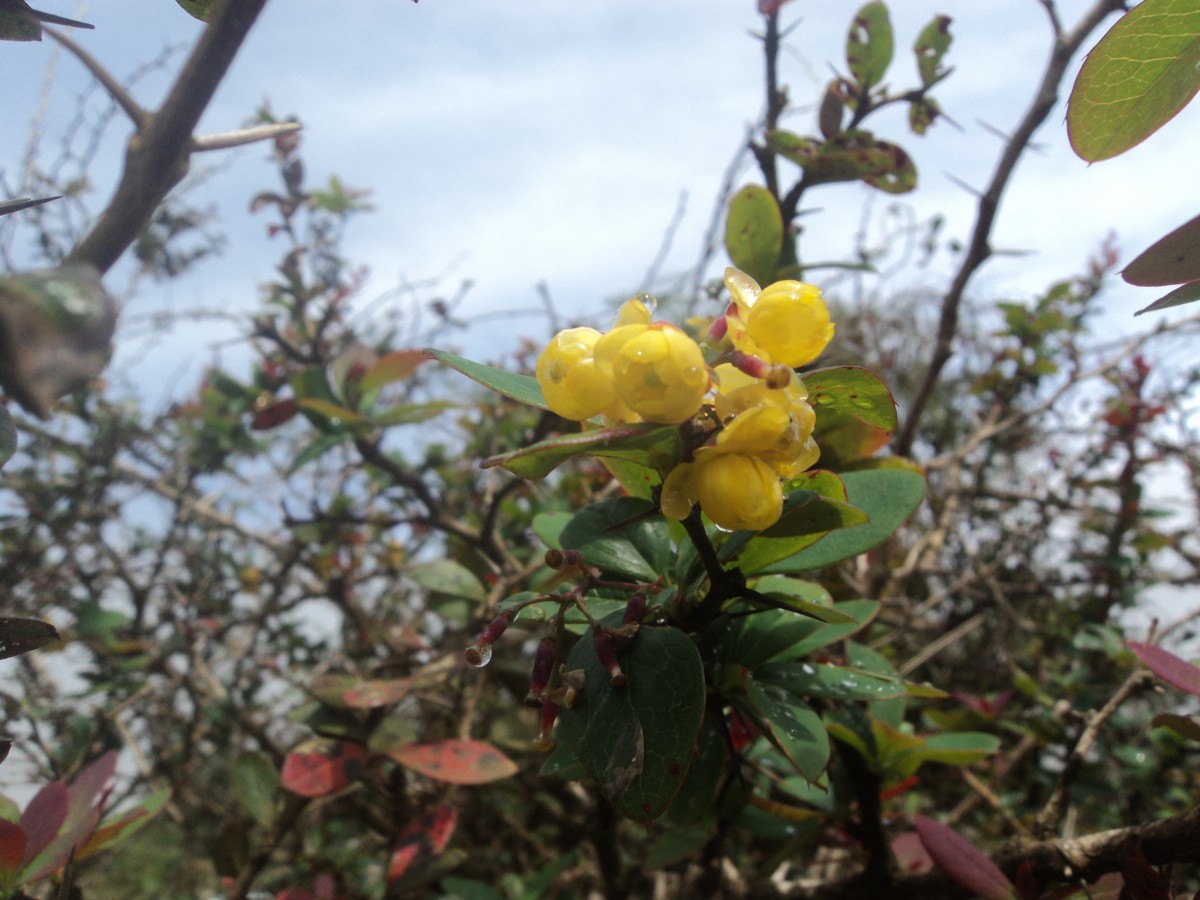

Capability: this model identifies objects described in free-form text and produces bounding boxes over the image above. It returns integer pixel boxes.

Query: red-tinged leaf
[19,781,68,866]
[274,891,315,900]
[281,739,366,798]
[1121,842,1172,900]
[1126,641,1200,696]
[23,751,118,881]
[891,831,933,875]
[387,805,458,888]
[758,0,795,14]
[1123,212,1200,287]
[360,349,427,393]
[913,815,1017,900]
[389,740,518,785]
[0,819,25,876]
[251,398,298,430]
[0,739,10,767]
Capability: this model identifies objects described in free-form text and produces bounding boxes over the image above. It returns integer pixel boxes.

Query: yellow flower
[662,454,784,532]
[724,267,834,368]
[535,327,619,421]
[596,322,710,424]
[712,364,820,477]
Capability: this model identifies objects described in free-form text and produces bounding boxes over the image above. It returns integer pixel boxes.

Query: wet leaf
[743,674,830,781]
[757,660,906,701]
[558,626,705,825]
[1068,0,1200,161]
[389,740,518,785]
[559,496,673,582]
[761,469,924,573]
[725,184,783,286]
[281,739,365,798]
[806,366,897,465]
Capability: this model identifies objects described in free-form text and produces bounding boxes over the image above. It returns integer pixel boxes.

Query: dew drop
[815,394,836,406]
[465,644,493,667]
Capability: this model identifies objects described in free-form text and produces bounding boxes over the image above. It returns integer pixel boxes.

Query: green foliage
[1067,0,1200,162]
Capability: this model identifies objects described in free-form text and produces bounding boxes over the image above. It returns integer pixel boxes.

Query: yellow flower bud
[661,452,785,531]
[746,280,834,368]
[596,323,710,424]
[535,327,618,421]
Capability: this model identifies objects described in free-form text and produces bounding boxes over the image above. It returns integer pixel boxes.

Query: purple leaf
[19,781,68,866]
[1126,641,1200,697]
[913,815,1017,900]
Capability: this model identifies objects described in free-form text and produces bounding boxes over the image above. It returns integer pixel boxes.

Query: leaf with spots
[389,740,518,785]
[725,184,784,286]
[558,625,705,825]
[280,739,366,798]
[0,617,59,660]
[846,1,894,92]
[387,805,458,890]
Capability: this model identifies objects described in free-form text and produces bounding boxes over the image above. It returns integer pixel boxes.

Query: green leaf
[788,599,881,658]
[735,485,868,574]
[0,1,41,40]
[757,660,906,701]
[724,184,784,285]
[1151,712,1200,742]
[913,15,953,87]
[706,609,826,670]
[286,432,348,474]
[559,497,672,581]
[558,626,705,825]
[848,640,907,725]
[888,731,1000,779]
[749,574,857,624]
[531,511,572,550]
[761,469,925,573]
[483,422,682,480]
[0,402,15,469]
[662,715,728,826]
[408,559,486,603]
[847,2,894,92]
[806,366,897,466]
[232,751,279,830]
[427,349,547,410]
[371,401,453,427]
[1134,280,1200,316]
[744,675,830,781]
[1125,211,1200,287]
[1067,0,1200,161]
[175,0,216,20]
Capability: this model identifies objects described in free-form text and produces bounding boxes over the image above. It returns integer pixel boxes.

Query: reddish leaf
[281,739,366,798]
[389,739,517,785]
[274,891,315,900]
[0,740,10,767]
[757,0,795,13]
[342,677,417,709]
[23,751,118,881]
[1121,843,1172,900]
[1126,641,1200,697]
[251,398,298,430]
[19,781,68,866]
[913,815,1017,900]
[891,831,933,875]
[387,805,458,889]
[359,349,427,394]
[0,819,25,876]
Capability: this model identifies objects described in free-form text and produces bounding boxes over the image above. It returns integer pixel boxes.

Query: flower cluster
[535,268,834,531]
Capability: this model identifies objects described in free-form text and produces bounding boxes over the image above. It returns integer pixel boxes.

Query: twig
[895,0,1128,456]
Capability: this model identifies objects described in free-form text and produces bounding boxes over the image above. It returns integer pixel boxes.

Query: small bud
[707,313,730,342]
[544,548,582,570]
[731,350,773,381]
[593,632,627,688]
[533,697,558,752]
[466,609,516,667]
[621,591,647,628]
[765,364,792,390]
[524,637,558,708]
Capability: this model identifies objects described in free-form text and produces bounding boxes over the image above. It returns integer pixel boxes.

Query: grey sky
[1,1,1196,401]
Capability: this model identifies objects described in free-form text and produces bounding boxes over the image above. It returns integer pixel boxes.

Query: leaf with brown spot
[280,739,366,798]
[389,740,517,785]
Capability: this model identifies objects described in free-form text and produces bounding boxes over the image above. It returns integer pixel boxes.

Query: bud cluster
[535,267,834,531]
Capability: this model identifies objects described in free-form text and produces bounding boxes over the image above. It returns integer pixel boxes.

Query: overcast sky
[1,0,1198,403]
